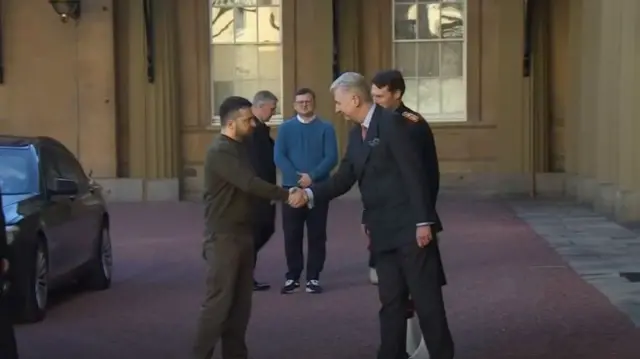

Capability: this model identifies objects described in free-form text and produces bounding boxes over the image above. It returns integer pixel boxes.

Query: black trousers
[0,296,18,359]
[252,222,275,269]
[374,238,454,359]
[282,201,329,281]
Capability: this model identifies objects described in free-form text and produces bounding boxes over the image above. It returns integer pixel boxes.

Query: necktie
[361,125,367,140]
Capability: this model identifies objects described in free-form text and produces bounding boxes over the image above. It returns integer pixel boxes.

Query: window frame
[209,0,285,127]
[391,0,468,122]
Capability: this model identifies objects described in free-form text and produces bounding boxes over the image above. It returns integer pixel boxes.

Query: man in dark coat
[369,69,445,290]
[289,72,454,359]
[0,192,19,359]
[245,90,279,291]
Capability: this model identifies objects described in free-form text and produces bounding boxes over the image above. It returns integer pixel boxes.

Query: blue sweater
[274,117,338,187]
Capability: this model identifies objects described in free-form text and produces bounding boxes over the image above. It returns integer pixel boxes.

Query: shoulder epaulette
[401,111,421,123]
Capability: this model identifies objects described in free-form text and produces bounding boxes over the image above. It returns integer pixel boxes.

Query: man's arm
[273,126,298,175]
[244,126,269,180]
[387,115,436,224]
[307,153,357,204]
[209,148,288,202]
[309,124,339,181]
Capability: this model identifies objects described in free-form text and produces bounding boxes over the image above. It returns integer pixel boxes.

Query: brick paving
[13,196,640,359]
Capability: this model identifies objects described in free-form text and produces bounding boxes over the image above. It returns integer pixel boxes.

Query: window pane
[394,43,416,77]
[441,77,465,114]
[418,78,440,115]
[258,45,281,80]
[257,0,279,5]
[211,7,235,43]
[234,80,261,100]
[213,81,235,115]
[441,3,464,39]
[394,4,417,40]
[212,45,235,81]
[417,43,439,77]
[235,45,259,79]
[258,7,281,43]
[441,42,463,77]
[403,79,419,112]
[259,79,282,114]
[234,7,258,43]
[213,0,257,5]
[418,3,441,39]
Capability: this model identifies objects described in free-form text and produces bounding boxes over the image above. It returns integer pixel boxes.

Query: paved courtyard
[13,196,640,358]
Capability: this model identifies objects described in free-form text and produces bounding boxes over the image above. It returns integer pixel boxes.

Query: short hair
[252,90,278,106]
[329,72,372,102]
[372,70,406,96]
[294,87,316,99]
[219,96,253,126]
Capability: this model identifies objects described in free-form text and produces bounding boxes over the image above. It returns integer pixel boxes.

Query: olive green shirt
[203,134,288,239]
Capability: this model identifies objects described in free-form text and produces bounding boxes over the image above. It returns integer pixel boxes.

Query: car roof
[0,135,60,148]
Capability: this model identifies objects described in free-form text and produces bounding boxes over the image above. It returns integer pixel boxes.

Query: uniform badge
[402,111,421,123]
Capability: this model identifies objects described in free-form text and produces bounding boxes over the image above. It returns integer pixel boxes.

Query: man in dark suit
[245,90,279,291]
[0,193,19,359]
[192,96,292,359]
[289,72,454,359]
[369,69,445,290]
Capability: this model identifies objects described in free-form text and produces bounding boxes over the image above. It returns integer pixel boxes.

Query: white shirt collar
[362,104,376,129]
[297,114,316,124]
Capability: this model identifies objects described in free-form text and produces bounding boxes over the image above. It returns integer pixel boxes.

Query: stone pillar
[576,0,601,203]
[564,0,583,197]
[614,0,640,220]
[113,0,180,201]
[593,0,622,212]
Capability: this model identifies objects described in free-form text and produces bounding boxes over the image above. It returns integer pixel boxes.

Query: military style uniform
[368,103,446,287]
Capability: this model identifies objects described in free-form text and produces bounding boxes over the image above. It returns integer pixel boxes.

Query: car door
[51,145,102,268]
[39,146,76,278]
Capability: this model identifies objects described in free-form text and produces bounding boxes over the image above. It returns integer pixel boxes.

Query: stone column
[614,0,640,220]
[593,0,622,213]
[576,0,601,203]
[564,0,583,197]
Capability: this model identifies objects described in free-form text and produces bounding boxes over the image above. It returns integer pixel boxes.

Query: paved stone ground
[511,198,640,327]
[12,196,640,359]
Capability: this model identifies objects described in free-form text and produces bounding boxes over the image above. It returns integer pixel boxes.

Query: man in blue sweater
[274,88,338,294]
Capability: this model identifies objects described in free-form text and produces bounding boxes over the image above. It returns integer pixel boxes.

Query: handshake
[287,187,309,208]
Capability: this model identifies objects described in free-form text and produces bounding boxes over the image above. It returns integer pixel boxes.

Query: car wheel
[82,225,112,291]
[21,240,48,323]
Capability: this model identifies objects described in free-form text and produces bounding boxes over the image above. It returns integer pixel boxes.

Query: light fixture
[49,0,81,23]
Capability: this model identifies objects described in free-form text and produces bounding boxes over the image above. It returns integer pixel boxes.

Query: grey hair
[252,90,278,106]
[329,72,372,102]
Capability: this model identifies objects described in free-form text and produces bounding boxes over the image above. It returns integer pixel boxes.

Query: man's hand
[0,258,9,274]
[297,172,312,188]
[288,187,308,208]
[416,225,433,248]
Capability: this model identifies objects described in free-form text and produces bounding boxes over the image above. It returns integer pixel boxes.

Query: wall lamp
[49,0,81,23]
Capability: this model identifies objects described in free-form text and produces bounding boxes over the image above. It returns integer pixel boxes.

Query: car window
[0,147,39,194]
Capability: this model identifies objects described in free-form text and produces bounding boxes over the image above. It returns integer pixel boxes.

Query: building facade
[0,0,638,220]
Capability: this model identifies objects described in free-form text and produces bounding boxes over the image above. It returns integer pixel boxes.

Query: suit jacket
[244,119,277,227]
[395,103,440,207]
[311,106,441,252]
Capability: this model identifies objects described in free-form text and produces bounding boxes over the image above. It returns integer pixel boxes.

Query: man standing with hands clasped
[289,72,454,359]
[192,96,297,359]
[274,88,338,295]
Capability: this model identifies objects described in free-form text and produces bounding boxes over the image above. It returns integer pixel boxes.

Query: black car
[0,136,113,323]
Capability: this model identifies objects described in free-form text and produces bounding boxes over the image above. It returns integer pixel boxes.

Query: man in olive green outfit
[193,96,292,359]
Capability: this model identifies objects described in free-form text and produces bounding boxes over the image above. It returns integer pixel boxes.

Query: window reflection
[210,1,282,117]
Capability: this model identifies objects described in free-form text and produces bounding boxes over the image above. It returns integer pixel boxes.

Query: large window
[210,0,283,124]
[393,0,466,121]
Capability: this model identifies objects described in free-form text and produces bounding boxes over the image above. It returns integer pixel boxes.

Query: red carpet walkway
[14,196,640,359]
